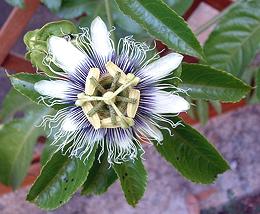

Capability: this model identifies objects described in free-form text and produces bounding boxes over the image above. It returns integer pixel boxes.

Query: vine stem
[194,1,241,36]
[104,0,116,42]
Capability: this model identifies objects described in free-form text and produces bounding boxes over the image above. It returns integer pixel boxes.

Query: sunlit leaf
[115,0,204,59]
[179,63,251,102]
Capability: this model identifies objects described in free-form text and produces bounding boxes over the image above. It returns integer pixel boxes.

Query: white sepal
[34,80,70,99]
[91,16,113,58]
[152,90,190,114]
[139,53,183,82]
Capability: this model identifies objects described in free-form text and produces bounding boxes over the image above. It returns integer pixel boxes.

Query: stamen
[108,105,116,125]
[127,89,140,118]
[87,101,105,116]
[116,96,136,104]
[85,68,100,95]
[90,77,106,94]
[110,72,121,91]
[76,62,140,129]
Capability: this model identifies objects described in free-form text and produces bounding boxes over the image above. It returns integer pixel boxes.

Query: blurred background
[0,0,260,213]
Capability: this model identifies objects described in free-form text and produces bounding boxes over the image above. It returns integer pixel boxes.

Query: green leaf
[0,89,33,123]
[113,154,147,207]
[42,0,62,11]
[9,73,65,110]
[81,149,117,195]
[5,0,24,8]
[115,0,204,59]
[9,73,48,103]
[27,145,97,210]
[0,106,50,189]
[256,68,260,100]
[197,99,208,125]
[155,117,230,184]
[179,63,251,102]
[164,0,193,16]
[204,0,260,76]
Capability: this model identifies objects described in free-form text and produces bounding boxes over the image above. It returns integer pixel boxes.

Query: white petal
[34,80,70,99]
[152,90,190,114]
[139,53,183,81]
[91,16,113,58]
[48,36,86,74]
[62,116,78,132]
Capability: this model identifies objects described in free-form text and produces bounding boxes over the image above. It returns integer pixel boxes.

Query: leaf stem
[104,0,115,42]
[194,1,241,36]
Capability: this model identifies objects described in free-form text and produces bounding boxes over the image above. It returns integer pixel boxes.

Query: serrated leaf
[204,0,260,76]
[0,89,33,123]
[155,117,230,184]
[115,0,204,59]
[81,149,117,195]
[27,145,97,210]
[113,154,147,207]
[9,73,65,110]
[179,63,251,102]
[0,106,50,189]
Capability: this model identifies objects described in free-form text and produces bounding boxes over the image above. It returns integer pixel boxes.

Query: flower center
[75,61,140,130]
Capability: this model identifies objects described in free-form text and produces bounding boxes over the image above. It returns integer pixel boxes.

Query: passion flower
[34,17,190,164]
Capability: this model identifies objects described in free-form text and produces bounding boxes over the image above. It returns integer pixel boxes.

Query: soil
[201,192,260,214]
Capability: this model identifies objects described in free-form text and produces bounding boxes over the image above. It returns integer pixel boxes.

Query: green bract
[24,21,77,75]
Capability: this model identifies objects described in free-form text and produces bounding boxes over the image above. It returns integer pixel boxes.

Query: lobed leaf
[204,0,260,76]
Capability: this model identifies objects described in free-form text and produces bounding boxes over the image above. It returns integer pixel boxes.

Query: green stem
[194,1,241,36]
[104,0,115,42]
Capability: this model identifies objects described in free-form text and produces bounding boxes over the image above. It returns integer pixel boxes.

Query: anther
[85,68,100,95]
[106,61,128,84]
